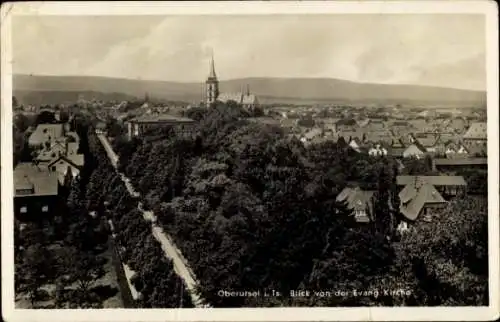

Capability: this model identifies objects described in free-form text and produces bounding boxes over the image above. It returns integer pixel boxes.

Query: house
[127,114,196,140]
[339,130,365,144]
[368,143,389,157]
[402,143,426,159]
[414,134,439,152]
[28,124,65,149]
[364,130,395,145]
[336,118,358,132]
[444,142,469,158]
[349,138,364,153]
[301,128,323,145]
[336,187,375,223]
[95,121,107,134]
[408,119,428,132]
[322,118,340,132]
[47,155,84,186]
[397,177,448,227]
[363,120,386,132]
[463,122,487,141]
[357,119,370,128]
[35,140,67,163]
[389,146,407,158]
[390,121,411,135]
[397,175,466,198]
[14,163,61,220]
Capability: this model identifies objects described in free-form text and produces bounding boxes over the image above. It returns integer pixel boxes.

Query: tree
[35,111,57,124]
[14,113,30,132]
[60,247,106,304]
[16,244,54,306]
[67,176,83,211]
[396,196,488,305]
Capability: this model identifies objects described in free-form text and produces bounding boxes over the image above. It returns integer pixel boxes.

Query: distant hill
[14,90,136,106]
[13,74,486,107]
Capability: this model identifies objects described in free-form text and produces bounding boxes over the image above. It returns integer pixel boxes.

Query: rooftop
[463,122,487,140]
[336,187,375,213]
[14,163,59,197]
[399,183,446,221]
[129,114,195,124]
[397,175,466,186]
[28,124,64,145]
[434,158,488,166]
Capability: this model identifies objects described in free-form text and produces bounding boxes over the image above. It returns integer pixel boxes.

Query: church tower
[205,53,219,106]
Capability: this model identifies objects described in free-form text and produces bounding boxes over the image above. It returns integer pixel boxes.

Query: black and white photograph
[1,1,499,321]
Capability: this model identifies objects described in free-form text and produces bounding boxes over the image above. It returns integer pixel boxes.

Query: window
[20,206,27,213]
[42,205,49,212]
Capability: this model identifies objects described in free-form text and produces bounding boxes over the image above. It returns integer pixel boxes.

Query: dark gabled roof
[434,158,487,166]
[336,187,375,211]
[415,135,438,148]
[396,175,467,186]
[463,122,487,140]
[399,183,447,221]
[339,130,365,142]
[336,118,357,126]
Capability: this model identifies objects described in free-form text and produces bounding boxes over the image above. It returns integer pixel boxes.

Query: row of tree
[87,127,193,308]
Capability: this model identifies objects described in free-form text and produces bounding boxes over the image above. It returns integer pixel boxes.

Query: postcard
[1,1,499,321]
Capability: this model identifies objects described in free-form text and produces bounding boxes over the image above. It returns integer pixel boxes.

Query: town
[12,54,488,309]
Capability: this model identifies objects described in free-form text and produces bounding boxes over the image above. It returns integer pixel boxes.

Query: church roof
[218,93,243,103]
[242,94,258,105]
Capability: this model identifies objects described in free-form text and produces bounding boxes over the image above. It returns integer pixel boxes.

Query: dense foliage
[88,128,193,308]
[114,102,489,307]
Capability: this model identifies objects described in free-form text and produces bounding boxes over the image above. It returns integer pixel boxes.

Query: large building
[205,55,259,111]
[127,114,196,140]
[14,163,61,221]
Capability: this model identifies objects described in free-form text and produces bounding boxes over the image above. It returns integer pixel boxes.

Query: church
[205,55,259,111]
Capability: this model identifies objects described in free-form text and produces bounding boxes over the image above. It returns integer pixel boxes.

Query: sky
[13,14,486,90]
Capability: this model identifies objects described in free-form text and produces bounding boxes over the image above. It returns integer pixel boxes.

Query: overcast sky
[13,14,486,90]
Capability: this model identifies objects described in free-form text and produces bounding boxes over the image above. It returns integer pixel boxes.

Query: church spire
[205,49,219,106]
[208,51,217,79]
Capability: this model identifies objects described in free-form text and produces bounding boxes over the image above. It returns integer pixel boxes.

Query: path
[96,133,209,308]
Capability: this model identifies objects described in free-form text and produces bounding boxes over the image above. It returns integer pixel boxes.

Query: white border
[1,1,499,321]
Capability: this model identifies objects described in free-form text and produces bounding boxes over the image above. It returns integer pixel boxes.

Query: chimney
[246,84,250,96]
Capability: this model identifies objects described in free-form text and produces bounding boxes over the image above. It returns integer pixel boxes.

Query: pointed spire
[208,50,217,79]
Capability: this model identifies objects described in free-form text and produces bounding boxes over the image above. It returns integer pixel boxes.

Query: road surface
[96,132,209,308]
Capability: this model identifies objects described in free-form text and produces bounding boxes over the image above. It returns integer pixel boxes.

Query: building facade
[14,163,61,221]
[127,114,196,140]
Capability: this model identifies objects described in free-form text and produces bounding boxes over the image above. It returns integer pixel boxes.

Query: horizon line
[13,73,487,93]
